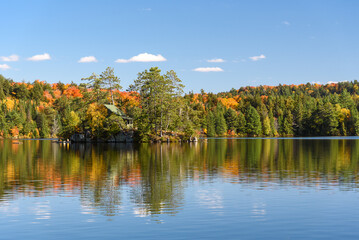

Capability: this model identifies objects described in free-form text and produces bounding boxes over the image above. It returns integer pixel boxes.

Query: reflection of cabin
[104,104,133,128]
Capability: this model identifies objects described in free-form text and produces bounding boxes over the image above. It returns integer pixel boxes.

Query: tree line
[0,68,359,141]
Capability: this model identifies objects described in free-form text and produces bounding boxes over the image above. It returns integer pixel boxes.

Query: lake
[1,138,359,239]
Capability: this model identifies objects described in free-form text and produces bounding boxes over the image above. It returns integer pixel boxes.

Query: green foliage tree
[61,109,81,139]
[215,110,227,136]
[37,113,50,138]
[30,81,44,102]
[183,120,195,141]
[224,108,238,132]
[129,67,184,138]
[82,73,107,104]
[237,111,246,135]
[282,110,293,135]
[206,111,216,137]
[245,106,261,136]
[262,116,271,136]
[100,67,122,105]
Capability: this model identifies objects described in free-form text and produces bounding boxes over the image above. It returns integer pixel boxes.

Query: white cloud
[193,67,224,72]
[207,58,225,63]
[249,54,266,61]
[0,54,19,62]
[78,56,98,63]
[0,64,10,70]
[115,53,167,63]
[282,21,290,26]
[27,53,51,61]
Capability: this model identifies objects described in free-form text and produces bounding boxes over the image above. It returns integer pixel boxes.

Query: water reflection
[1,138,359,217]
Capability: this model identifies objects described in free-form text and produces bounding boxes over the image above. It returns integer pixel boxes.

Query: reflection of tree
[130,144,185,216]
[1,139,359,216]
[80,180,121,217]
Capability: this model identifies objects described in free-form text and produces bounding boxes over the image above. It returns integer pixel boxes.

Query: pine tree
[215,110,227,136]
[129,67,184,137]
[0,85,5,101]
[224,108,238,132]
[207,111,216,137]
[38,113,50,138]
[99,67,122,105]
[282,110,293,135]
[339,89,355,109]
[183,120,195,140]
[353,111,359,136]
[245,106,262,136]
[237,111,246,135]
[293,98,304,135]
[320,102,339,135]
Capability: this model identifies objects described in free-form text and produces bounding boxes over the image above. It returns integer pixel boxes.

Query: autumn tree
[86,103,107,138]
[61,108,81,139]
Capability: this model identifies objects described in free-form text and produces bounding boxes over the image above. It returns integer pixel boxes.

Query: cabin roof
[104,104,132,120]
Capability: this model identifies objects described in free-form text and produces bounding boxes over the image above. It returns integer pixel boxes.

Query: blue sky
[1,0,358,93]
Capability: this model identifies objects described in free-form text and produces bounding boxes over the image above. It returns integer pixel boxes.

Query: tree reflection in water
[0,138,359,216]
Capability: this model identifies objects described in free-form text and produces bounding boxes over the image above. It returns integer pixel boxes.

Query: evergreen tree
[30,81,44,102]
[99,67,122,105]
[183,120,195,140]
[224,108,238,132]
[215,110,227,136]
[245,106,261,136]
[339,89,355,109]
[321,102,339,135]
[207,111,216,137]
[237,111,246,135]
[35,113,50,138]
[129,67,184,137]
[82,73,107,104]
[282,110,293,135]
[0,85,5,101]
[352,111,359,136]
[293,98,304,135]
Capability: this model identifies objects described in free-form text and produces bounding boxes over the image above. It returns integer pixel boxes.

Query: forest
[1,66,359,141]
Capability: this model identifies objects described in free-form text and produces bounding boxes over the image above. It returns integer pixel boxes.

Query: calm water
[1,138,359,239]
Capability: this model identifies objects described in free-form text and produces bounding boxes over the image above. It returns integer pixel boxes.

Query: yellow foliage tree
[5,98,15,111]
[86,103,107,136]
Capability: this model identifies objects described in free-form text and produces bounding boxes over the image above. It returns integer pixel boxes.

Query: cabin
[70,104,133,143]
[104,104,133,128]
